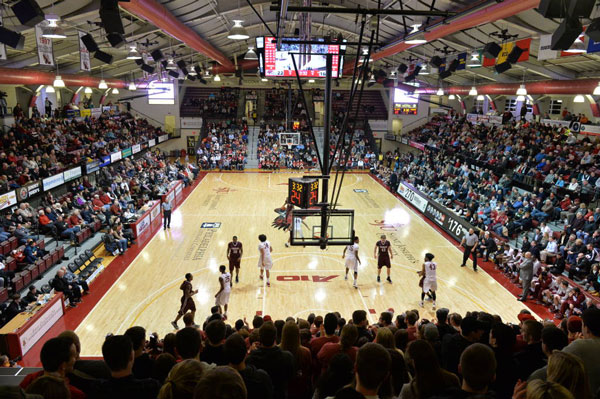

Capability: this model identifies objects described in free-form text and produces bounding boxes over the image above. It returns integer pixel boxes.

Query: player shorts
[215,291,230,306]
[178,297,196,315]
[345,258,359,272]
[377,255,391,269]
[258,260,273,270]
[229,257,241,271]
[422,279,437,293]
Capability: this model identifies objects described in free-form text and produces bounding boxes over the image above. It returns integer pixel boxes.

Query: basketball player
[258,234,273,287]
[171,273,198,329]
[374,234,393,283]
[285,216,308,247]
[343,236,361,288]
[227,236,243,284]
[214,265,232,318]
[418,253,438,309]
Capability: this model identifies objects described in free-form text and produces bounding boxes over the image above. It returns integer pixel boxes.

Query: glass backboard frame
[290,208,355,247]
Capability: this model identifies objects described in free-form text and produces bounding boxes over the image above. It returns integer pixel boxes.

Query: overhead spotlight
[594,82,600,95]
[42,16,66,39]
[405,24,427,44]
[436,88,444,96]
[84,87,92,94]
[368,74,376,83]
[53,75,65,88]
[227,20,249,40]
[188,66,197,76]
[98,79,108,89]
[0,26,25,49]
[467,52,481,67]
[419,65,429,75]
[112,88,119,94]
[166,58,177,70]
[574,94,585,103]
[214,74,221,82]
[516,84,527,96]
[126,45,141,60]
[448,94,456,100]
[469,86,478,96]
[45,85,55,93]
[244,46,258,60]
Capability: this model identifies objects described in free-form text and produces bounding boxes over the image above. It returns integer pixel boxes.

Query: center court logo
[213,187,236,194]
[369,220,405,231]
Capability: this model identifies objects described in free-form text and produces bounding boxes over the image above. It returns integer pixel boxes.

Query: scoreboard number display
[289,178,319,209]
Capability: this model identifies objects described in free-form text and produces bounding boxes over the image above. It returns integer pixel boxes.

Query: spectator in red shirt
[20,337,85,399]
[67,210,84,231]
[110,200,122,217]
[92,195,104,211]
[309,313,340,358]
[406,311,419,342]
[38,209,58,237]
[317,324,359,375]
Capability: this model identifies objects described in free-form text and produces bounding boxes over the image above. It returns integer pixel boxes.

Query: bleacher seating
[333,90,388,120]
[180,87,239,118]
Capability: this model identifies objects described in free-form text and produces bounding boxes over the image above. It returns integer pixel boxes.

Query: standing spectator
[514,320,545,381]
[562,307,600,394]
[225,333,274,399]
[441,316,485,375]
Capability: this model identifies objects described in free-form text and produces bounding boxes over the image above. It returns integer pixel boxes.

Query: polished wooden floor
[76,173,532,355]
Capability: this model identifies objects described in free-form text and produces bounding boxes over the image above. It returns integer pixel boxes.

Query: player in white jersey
[286,216,309,247]
[418,253,438,309]
[258,234,273,287]
[342,236,361,288]
[215,265,232,317]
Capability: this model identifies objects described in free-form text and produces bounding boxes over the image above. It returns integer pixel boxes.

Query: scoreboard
[289,178,319,208]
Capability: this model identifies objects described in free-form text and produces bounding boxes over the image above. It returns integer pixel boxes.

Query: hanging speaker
[397,63,408,74]
[483,42,502,59]
[11,0,44,27]
[199,77,207,85]
[413,65,422,76]
[537,0,565,18]
[107,33,126,48]
[0,26,25,50]
[587,18,600,42]
[404,73,416,82]
[94,50,113,64]
[551,17,583,51]
[134,58,144,66]
[448,59,459,72]
[100,0,125,35]
[429,56,443,67]
[439,70,452,80]
[151,49,164,62]
[80,34,99,52]
[568,0,595,18]
[494,61,512,74]
[176,60,187,70]
[141,64,155,74]
[507,46,524,64]
[168,70,179,78]
[187,75,196,81]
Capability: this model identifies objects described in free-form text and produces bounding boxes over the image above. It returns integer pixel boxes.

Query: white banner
[136,214,151,236]
[580,124,600,136]
[19,297,64,355]
[63,166,82,182]
[541,118,580,132]
[35,24,54,66]
[0,16,7,60]
[149,139,156,147]
[537,34,558,61]
[43,173,64,191]
[397,182,427,212]
[0,190,17,211]
[180,117,203,129]
[132,144,141,154]
[150,203,161,221]
[158,134,169,143]
[110,151,122,163]
[78,31,91,72]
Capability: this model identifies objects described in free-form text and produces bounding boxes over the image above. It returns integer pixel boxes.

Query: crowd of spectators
[183,88,239,118]
[4,305,600,399]
[0,111,167,195]
[195,120,248,170]
[374,113,600,318]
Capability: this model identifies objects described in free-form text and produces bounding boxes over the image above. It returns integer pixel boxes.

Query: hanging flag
[0,16,6,60]
[560,32,586,57]
[587,38,600,53]
[437,57,447,73]
[483,38,531,66]
[456,53,467,70]
[35,24,54,66]
[78,31,91,71]
[538,34,558,60]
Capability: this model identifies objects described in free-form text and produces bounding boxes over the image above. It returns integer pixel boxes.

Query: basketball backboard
[290,208,354,247]
[279,132,301,149]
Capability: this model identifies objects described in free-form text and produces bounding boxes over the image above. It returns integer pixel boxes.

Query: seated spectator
[157,359,203,399]
[52,269,82,307]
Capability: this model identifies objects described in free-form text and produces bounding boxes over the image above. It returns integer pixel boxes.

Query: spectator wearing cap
[566,316,583,343]
[562,307,600,394]
[441,316,485,375]
[514,319,545,381]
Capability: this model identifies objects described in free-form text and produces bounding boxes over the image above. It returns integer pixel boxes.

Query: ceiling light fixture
[436,88,444,96]
[419,64,429,75]
[574,94,585,103]
[188,66,197,76]
[214,74,221,82]
[227,20,250,40]
[261,77,268,82]
[126,45,141,60]
[448,94,456,100]
[405,24,427,45]
[98,79,108,89]
[42,15,66,39]
[84,87,92,94]
[467,52,481,67]
[477,94,485,101]
[244,46,258,60]
[128,81,136,91]
[308,79,315,83]
[53,75,64,88]
[516,84,527,96]
[112,88,119,94]
[516,95,525,101]
[469,86,478,96]
[46,85,55,93]
[593,82,600,95]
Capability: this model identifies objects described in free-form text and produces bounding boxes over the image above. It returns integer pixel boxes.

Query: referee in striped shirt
[162,199,172,230]
[460,228,479,271]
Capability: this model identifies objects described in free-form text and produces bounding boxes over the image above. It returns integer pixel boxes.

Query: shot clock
[288,178,319,209]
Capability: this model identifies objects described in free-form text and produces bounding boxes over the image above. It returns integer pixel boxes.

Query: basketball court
[75,172,532,356]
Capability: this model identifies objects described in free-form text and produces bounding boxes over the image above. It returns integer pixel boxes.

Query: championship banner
[456,53,467,70]
[483,38,531,66]
[142,53,149,78]
[35,24,54,66]
[0,16,7,60]
[437,57,447,73]
[78,31,91,71]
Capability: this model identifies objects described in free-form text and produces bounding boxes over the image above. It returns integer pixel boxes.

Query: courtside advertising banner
[0,190,17,210]
[397,182,427,212]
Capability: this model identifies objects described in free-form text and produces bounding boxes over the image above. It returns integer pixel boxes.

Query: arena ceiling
[0,0,599,87]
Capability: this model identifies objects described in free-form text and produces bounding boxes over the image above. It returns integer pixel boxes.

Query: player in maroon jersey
[227,236,243,284]
[374,234,393,283]
[171,273,198,330]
